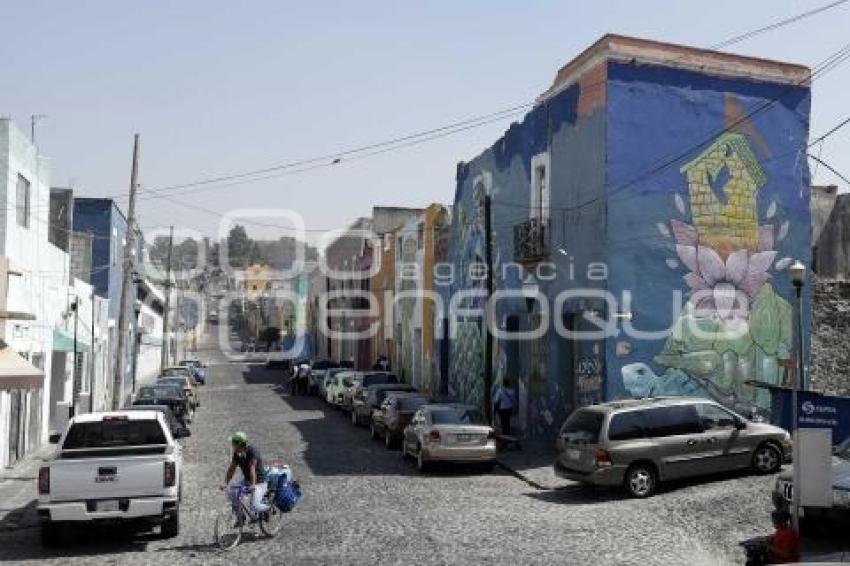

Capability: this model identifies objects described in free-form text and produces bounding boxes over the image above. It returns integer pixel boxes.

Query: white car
[402,404,497,472]
[37,411,183,545]
[773,437,850,519]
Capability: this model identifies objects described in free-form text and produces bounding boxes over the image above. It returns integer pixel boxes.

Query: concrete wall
[0,119,63,465]
[605,61,812,419]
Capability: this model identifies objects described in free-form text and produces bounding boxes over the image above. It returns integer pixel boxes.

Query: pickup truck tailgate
[50,451,171,501]
[47,414,176,502]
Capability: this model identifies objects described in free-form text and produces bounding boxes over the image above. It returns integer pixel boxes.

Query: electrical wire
[110,0,850,205]
[808,154,850,186]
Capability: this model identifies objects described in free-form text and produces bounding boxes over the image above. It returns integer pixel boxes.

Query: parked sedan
[132,384,192,426]
[319,368,347,400]
[346,372,398,417]
[158,374,199,411]
[308,368,330,396]
[162,365,202,393]
[126,404,191,439]
[339,373,366,415]
[773,437,850,518]
[326,371,358,408]
[178,359,207,385]
[371,393,430,448]
[402,404,497,472]
[352,383,416,426]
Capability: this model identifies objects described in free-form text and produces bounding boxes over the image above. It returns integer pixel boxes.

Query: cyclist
[222,432,270,521]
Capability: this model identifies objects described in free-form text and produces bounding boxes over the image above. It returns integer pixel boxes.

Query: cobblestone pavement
[0,336,788,565]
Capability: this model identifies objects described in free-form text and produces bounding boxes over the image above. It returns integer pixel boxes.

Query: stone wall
[814,193,850,279]
[810,277,850,397]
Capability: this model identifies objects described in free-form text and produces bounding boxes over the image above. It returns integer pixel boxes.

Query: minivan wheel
[753,443,781,474]
[625,463,657,498]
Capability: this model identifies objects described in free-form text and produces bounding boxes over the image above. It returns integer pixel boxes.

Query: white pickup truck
[37,411,183,545]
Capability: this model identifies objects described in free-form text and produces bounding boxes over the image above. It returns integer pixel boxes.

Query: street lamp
[788,259,805,534]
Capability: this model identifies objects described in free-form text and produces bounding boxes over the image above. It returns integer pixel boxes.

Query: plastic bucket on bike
[266,464,291,489]
[274,477,301,512]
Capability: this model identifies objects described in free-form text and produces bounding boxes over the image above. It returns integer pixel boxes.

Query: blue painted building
[73,198,141,403]
[443,35,812,440]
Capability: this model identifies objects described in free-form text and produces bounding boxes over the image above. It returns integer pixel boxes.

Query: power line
[709,0,849,50]
[113,104,532,201]
[114,0,850,205]
[808,154,850,186]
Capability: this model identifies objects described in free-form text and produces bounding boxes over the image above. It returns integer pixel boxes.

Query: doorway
[7,389,23,466]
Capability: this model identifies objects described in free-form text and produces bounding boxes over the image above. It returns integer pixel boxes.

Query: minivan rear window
[560,410,604,444]
[63,419,167,449]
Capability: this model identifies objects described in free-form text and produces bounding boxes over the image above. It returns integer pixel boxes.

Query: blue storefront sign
[771,389,850,445]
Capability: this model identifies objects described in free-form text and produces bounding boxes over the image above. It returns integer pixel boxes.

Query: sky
[2,1,849,248]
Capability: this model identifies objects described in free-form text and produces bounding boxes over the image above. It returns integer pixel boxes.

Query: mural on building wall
[449,181,504,410]
[621,130,798,417]
[397,234,417,385]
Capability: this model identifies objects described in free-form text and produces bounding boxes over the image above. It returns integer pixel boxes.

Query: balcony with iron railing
[513,217,550,263]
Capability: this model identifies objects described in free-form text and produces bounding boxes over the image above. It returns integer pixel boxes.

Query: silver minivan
[554,397,792,497]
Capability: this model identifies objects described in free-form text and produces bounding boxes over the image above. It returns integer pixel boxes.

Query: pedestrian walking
[492,379,516,436]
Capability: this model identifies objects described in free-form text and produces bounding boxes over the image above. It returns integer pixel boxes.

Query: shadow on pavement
[0,499,39,533]
[524,484,624,505]
[238,364,506,479]
[155,532,266,557]
[0,522,153,561]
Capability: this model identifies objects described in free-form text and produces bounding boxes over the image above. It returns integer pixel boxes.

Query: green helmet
[230,431,248,446]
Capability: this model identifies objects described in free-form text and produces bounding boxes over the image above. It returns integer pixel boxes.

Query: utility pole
[30,114,47,145]
[483,193,494,425]
[111,134,140,410]
[160,226,174,372]
[90,287,95,412]
[70,297,79,417]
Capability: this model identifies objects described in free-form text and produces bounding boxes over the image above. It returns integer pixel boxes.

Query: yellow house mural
[680,132,767,258]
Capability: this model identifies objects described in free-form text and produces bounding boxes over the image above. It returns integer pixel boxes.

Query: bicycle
[214,483,285,550]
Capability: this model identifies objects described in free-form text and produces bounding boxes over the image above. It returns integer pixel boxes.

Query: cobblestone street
[0,336,788,565]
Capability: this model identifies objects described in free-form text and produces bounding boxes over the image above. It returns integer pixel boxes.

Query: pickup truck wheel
[40,522,62,547]
[161,509,180,538]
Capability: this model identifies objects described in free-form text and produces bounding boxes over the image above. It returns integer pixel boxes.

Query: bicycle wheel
[259,501,285,537]
[214,507,243,550]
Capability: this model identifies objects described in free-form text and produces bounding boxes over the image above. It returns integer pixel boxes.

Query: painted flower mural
[623,131,797,416]
[672,219,776,319]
